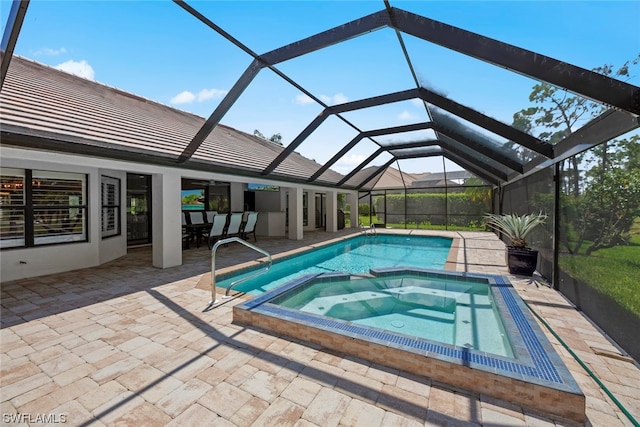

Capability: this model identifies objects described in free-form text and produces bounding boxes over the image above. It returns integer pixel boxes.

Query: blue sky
[2,1,639,175]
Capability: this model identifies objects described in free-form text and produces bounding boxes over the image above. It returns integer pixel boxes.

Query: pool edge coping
[232,268,586,424]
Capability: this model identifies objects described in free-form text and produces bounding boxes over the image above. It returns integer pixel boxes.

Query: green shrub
[373,192,489,228]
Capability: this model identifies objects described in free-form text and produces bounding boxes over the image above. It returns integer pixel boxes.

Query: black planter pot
[507,247,539,276]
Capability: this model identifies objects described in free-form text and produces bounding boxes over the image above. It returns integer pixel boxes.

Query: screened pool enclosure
[1,1,639,359]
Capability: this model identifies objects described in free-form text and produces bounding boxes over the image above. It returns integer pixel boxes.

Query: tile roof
[346,166,421,190]
[0,56,344,185]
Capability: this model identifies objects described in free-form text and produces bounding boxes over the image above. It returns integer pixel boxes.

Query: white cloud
[55,59,95,80]
[34,47,67,56]
[171,88,227,105]
[171,91,196,104]
[398,110,419,121]
[295,94,314,105]
[332,93,348,104]
[197,88,227,102]
[335,153,366,167]
[333,153,367,174]
[411,98,424,108]
[319,93,348,105]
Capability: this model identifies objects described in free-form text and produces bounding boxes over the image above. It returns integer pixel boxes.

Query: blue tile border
[236,267,582,395]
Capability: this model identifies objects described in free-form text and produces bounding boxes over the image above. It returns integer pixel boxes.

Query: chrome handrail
[209,237,272,305]
[360,222,376,236]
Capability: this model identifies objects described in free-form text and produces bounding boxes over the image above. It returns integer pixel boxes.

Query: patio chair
[205,210,218,224]
[184,211,209,248]
[241,211,259,242]
[189,211,206,225]
[225,212,243,239]
[182,212,193,249]
[182,229,193,249]
[207,213,228,249]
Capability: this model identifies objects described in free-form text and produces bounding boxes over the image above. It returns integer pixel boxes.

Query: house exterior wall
[1,147,125,282]
[152,171,182,269]
[287,186,304,240]
[230,182,245,212]
[1,146,356,282]
[330,191,340,232]
[305,190,316,231]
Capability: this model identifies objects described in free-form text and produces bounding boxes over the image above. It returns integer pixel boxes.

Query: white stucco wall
[305,190,316,231]
[1,146,349,281]
[287,186,304,240]
[1,148,116,281]
[230,182,245,212]
[326,190,338,232]
[152,171,183,269]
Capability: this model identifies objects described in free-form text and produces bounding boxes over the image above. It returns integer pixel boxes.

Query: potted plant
[484,212,548,276]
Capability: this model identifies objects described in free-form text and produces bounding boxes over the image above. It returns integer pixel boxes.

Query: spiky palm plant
[484,212,548,249]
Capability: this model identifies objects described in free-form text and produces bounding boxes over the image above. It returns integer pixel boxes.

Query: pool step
[299,291,455,323]
[454,304,475,349]
[454,303,511,357]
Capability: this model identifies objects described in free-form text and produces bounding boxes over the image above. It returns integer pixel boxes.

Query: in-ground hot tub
[233,268,585,423]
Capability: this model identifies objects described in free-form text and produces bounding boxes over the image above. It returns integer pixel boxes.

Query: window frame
[101,175,121,239]
[1,168,89,250]
[0,167,26,249]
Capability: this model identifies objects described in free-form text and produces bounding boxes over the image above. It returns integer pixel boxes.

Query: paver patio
[1,229,639,426]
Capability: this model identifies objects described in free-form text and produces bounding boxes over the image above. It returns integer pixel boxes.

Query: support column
[288,186,304,240]
[347,192,359,228]
[307,190,316,230]
[230,182,244,212]
[152,171,182,269]
[326,190,338,232]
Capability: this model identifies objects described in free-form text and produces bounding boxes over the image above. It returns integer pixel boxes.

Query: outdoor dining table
[182,223,212,248]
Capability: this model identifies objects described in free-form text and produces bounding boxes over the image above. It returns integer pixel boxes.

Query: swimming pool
[272,273,514,357]
[217,234,453,295]
[233,268,586,423]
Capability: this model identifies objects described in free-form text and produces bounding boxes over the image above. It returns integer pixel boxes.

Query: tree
[579,135,640,255]
[512,54,640,254]
[254,129,283,146]
[511,54,639,196]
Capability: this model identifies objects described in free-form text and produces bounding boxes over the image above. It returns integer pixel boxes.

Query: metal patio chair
[224,212,243,239]
[241,211,259,242]
[207,213,228,250]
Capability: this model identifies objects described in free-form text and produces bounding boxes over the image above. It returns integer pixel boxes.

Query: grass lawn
[357,217,483,231]
[358,216,639,316]
[559,233,640,318]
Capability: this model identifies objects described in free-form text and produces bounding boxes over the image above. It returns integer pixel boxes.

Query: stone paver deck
[1,229,639,426]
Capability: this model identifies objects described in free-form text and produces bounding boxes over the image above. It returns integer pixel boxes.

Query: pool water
[272,274,514,357]
[234,269,586,422]
[219,234,452,295]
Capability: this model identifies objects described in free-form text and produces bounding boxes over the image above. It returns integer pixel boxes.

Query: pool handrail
[209,237,272,305]
[360,222,376,236]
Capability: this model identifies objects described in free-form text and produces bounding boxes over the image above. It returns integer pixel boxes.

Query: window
[101,175,120,238]
[0,168,88,249]
[207,183,230,213]
[0,168,26,248]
